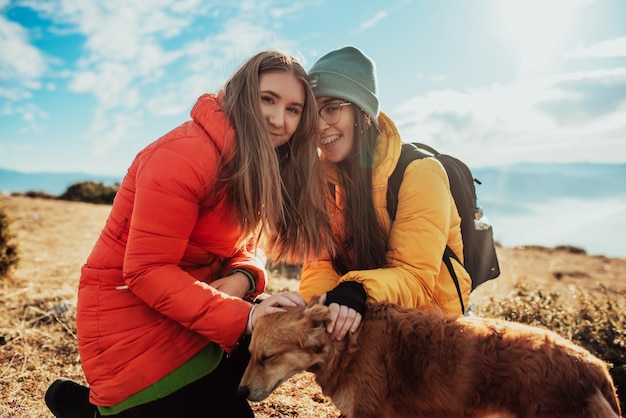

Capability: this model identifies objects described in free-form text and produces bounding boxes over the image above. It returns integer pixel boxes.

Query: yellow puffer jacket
[300,112,471,315]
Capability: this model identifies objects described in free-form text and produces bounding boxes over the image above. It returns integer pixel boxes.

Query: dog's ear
[304,304,331,330]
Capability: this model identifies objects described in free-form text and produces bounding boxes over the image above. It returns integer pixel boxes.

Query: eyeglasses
[319,102,352,125]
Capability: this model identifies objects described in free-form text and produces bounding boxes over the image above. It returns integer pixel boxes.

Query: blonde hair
[220,51,334,263]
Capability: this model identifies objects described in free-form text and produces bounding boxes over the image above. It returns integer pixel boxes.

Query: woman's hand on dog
[247,292,306,334]
[320,293,363,341]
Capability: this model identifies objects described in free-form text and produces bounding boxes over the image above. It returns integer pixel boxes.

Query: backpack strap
[386,143,465,314]
[443,246,465,314]
[410,142,439,156]
[386,143,427,222]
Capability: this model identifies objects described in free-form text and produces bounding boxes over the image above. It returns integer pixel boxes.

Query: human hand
[319,293,362,341]
[212,272,250,298]
[247,291,305,334]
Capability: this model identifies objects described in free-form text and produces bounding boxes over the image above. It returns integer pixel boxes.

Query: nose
[268,108,284,127]
[237,385,250,399]
[317,115,330,130]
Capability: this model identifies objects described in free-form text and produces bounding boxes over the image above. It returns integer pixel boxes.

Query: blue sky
[1,0,626,176]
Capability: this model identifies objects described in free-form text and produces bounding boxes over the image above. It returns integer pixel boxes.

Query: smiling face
[258,71,305,148]
[315,96,355,163]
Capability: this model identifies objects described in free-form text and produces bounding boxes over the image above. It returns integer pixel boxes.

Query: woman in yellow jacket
[300,46,471,340]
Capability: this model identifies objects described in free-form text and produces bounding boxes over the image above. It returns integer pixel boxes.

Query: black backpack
[386,142,500,312]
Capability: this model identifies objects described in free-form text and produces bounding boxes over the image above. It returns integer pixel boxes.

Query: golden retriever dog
[238,302,621,418]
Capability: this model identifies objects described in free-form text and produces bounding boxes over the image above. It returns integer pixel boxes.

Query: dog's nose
[237,385,250,399]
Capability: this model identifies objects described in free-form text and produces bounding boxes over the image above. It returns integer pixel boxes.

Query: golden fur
[239,302,621,418]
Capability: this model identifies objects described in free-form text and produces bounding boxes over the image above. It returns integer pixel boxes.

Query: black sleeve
[324,281,367,316]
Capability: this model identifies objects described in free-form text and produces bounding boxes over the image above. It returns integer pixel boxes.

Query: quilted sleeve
[122,136,251,351]
[339,158,452,309]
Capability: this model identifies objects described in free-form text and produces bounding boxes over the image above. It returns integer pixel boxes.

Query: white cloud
[70,62,139,110]
[16,102,48,132]
[268,2,305,19]
[170,0,203,14]
[143,11,301,118]
[6,0,303,159]
[393,68,626,166]
[360,11,388,30]
[214,20,283,56]
[0,14,48,128]
[566,37,626,58]
[90,110,140,156]
[8,1,209,157]
[416,72,447,83]
[0,16,46,84]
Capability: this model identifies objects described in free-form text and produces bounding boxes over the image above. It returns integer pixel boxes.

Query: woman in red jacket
[45,50,334,418]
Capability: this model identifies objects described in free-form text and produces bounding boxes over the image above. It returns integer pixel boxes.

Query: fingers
[283,291,306,306]
[319,293,327,305]
[327,303,362,341]
[263,291,305,307]
[251,292,306,329]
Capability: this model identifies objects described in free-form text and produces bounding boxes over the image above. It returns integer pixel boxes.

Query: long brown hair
[332,108,388,274]
[220,51,334,263]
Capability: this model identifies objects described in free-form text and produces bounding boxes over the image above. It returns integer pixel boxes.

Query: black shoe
[45,378,98,418]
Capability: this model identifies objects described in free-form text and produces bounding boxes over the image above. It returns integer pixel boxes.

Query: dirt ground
[1,195,624,417]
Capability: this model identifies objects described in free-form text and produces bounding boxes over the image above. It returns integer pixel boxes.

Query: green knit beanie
[309,46,379,127]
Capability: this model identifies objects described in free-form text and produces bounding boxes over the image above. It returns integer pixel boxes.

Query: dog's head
[238,303,332,402]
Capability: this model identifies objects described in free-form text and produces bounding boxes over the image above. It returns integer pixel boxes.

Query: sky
[1,0,626,177]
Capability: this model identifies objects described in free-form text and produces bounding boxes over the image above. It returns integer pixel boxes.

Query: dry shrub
[12,191,57,200]
[478,283,626,412]
[554,244,587,255]
[58,181,119,205]
[0,208,19,277]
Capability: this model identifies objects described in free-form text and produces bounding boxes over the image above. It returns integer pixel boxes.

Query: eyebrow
[260,90,304,109]
[319,97,343,105]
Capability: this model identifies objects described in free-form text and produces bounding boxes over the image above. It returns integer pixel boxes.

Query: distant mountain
[468,163,626,258]
[0,168,122,196]
[1,162,625,199]
[472,162,626,216]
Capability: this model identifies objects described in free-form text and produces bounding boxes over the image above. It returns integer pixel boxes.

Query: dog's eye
[260,353,275,364]
[311,320,326,330]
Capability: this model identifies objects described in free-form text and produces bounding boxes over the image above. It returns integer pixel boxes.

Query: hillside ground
[1,195,624,417]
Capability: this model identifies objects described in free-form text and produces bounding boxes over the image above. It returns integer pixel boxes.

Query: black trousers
[100,337,254,418]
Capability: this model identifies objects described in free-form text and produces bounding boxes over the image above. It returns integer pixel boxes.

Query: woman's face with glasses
[315,97,354,163]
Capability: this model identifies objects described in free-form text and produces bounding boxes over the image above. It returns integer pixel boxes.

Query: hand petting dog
[320,294,362,341]
[320,280,366,341]
[246,291,305,335]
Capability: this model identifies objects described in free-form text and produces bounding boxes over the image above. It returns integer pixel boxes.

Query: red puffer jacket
[77,94,267,406]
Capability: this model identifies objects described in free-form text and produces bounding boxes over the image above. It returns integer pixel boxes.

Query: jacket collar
[190,93,235,159]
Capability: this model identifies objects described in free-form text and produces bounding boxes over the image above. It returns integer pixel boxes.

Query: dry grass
[1,195,625,417]
[0,195,340,417]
